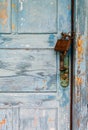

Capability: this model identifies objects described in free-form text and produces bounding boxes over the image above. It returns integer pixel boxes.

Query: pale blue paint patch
[58,0,71,34]
[47,75,56,90]
[59,15,65,31]
[0,35,12,46]
[48,34,55,46]
[59,89,69,107]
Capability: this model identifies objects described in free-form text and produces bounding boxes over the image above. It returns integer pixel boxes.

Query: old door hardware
[54,32,73,70]
[54,32,74,88]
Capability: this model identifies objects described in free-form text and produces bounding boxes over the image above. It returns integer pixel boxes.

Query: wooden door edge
[70,0,74,129]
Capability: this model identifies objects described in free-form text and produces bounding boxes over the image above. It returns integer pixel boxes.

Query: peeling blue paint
[73,0,88,129]
[48,34,55,47]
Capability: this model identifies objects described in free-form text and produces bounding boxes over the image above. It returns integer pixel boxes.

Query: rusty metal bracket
[60,53,69,88]
[54,32,74,88]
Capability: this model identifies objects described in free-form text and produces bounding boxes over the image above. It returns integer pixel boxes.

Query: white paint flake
[19,0,24,11]
[50,128,55,130]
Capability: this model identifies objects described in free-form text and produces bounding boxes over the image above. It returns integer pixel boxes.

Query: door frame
[70,0,74,129]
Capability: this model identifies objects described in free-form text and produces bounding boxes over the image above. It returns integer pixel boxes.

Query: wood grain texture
[73,0,88,129]
[0,49,56,92]
[0,34,57,48]
[0,93,57,107]
[20,108,57,130]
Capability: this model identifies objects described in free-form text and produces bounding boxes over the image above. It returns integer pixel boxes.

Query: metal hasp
[54,33,73,87]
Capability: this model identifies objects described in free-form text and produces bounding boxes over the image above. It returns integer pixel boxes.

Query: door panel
[0,0,71,130]
[20,108,57,130]
[0,93,58,130]
[18,0,57,33]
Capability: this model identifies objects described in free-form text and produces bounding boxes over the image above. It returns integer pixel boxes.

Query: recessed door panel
[17,0,57,33]
[20,108,58,130]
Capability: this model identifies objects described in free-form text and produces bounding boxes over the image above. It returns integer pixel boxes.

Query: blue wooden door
[0,0,71,130]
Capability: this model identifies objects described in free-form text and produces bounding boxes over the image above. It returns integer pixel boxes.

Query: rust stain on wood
[0,2,8,25]
[0,119,6,128]
[12,24,15,30]
[75,77,83,87]
[77,36,84,64]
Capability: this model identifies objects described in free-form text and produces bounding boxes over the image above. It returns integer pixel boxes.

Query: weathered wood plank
[0,0,11,33]
[17,0,57,33]
[0,49,56,92]
[0,34,57,48]
[13,108,19,130]
[0,93,57,108]
[0,93,58,130]
[57,0,71,37]
[73,0,88,130]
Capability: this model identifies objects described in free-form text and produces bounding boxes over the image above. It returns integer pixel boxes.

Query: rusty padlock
[55,33,72,54]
